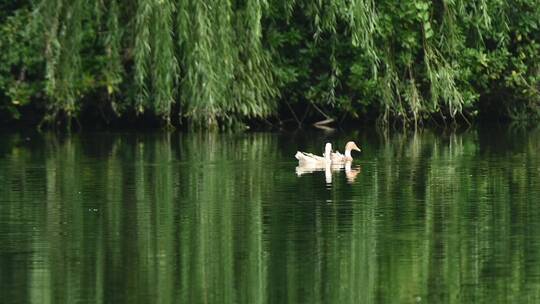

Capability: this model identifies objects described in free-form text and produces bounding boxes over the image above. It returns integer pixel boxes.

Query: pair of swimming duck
[295,141,361,166]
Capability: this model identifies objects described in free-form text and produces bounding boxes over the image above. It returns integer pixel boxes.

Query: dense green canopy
[1,0,539,128]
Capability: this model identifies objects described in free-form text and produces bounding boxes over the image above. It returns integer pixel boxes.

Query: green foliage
[0,0,539,127]
[0,5,43,120]
[265,0,540,125]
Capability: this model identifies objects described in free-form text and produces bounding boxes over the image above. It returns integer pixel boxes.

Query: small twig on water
[313,118,334,126]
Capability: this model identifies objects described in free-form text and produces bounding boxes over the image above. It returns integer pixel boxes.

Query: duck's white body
[295,141,361,167]
[295,143,332,166]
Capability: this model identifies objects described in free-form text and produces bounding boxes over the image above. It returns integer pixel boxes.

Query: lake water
[1,127,540,303]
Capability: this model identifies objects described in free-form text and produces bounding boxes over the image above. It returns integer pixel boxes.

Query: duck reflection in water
[296,162,361,184]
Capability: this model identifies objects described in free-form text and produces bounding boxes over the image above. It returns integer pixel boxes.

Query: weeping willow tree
[1,0,539,127]
[266,0,540,126]
[285,0,539,125]
[34,0,277,127]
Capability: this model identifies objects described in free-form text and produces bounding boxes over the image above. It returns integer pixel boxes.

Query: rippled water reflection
[1,127,540,303]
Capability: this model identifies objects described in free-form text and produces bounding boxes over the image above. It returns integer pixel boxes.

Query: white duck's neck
[345,149,352,158]
[324,143,332,161]
[325,154,331,161]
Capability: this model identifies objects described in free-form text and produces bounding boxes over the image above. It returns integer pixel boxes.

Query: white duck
[295,143,332,166]
[331,141,361,163]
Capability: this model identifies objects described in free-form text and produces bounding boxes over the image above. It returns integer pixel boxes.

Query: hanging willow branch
[40,0,88,122]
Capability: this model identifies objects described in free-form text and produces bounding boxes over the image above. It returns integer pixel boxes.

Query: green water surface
[1,127,540,303]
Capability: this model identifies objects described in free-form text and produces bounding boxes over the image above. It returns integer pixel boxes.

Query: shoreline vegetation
[1,1,540,130]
